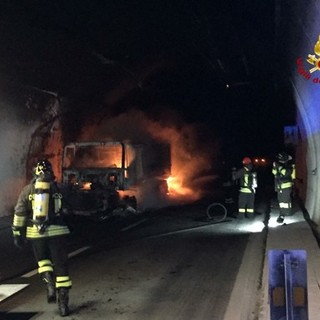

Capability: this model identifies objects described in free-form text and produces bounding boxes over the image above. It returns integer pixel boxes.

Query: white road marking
[121,218,147,231]
[21,269,38,278]
[67,245,91,258]
[0,284,29,302]
[141,222,226,239]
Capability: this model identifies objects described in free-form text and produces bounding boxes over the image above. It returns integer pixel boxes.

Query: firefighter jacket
[233,167,257,193]
[272,162,295,190]
[12,180,70,240]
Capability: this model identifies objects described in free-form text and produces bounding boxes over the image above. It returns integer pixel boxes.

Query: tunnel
[0,0,319,232]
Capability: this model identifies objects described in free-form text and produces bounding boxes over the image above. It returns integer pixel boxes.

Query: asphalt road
[0,199,268,320]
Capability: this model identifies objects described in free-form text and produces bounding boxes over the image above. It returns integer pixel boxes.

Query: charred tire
[206,203,227,223]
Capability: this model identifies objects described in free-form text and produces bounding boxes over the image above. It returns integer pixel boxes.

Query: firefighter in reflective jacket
[12,160,72,317]
[232,157,258,219]
[272,152,296,224]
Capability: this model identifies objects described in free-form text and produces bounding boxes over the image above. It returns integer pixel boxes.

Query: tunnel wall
[0,86,61,217]
[0,109,39,216]
[279,1,320,225]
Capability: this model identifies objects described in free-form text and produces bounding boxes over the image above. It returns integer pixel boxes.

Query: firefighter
[232,157,258,219]
[272,152,296,224]
[12,160,72,317]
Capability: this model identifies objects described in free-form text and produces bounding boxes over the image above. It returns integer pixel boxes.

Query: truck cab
[61,141,170,218]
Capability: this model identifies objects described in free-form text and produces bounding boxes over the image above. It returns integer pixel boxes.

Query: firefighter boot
[58,288,69,317]
[277,215,284,224]
[41,272,56,303]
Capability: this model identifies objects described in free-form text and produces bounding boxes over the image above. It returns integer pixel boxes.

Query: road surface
[0,200,268,320]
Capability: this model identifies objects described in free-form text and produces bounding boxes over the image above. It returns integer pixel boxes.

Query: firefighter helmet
[34,160,54,179]
[242,157,252,165]
[277,152,292,163]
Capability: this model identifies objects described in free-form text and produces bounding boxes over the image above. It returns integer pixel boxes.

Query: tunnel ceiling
[0,1,291,159]
[0,1,276,99]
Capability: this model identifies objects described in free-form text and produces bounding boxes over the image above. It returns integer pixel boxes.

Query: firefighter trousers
[276,187,293,216]
[32,236,71,288]
[238,191,255,215]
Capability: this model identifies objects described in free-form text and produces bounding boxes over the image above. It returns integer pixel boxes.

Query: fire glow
[145,118,214,201]
[82,182,92,190]
[74,110,217,204]
[166,176,193,197]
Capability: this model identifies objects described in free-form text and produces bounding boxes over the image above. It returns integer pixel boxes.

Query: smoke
[0,87,219,215]
[77,108,219,208]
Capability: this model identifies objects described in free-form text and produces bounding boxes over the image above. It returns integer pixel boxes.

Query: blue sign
[269,250,308,320]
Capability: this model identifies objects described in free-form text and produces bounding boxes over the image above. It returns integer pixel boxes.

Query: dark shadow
[297,196,320,247]
[0,312,38,320]
[70,300,99,315]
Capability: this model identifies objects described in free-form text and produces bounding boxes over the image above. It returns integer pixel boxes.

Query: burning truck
[60,140,171,219]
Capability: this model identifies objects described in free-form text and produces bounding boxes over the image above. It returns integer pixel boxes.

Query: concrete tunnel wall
[0,109,38,215]
[0,90,61,217]
[283,0,320,227]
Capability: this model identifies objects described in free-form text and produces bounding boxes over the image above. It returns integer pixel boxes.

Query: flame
[75,110,217,204]
[146,119,213,201]
[82,182,92,190]
[166,176,193,197]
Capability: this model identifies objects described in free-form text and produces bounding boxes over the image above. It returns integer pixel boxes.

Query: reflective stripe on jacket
[12,182,70,240]
[239,169,257,193]
[272,164,295,189]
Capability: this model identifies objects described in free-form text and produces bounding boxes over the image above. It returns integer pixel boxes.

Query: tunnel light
[253,157,268,166]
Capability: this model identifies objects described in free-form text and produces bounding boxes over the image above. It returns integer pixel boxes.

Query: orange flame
[82,182,92,190]
[166,176,193,197]
[146,120,212,201]
[75,110,216,203]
